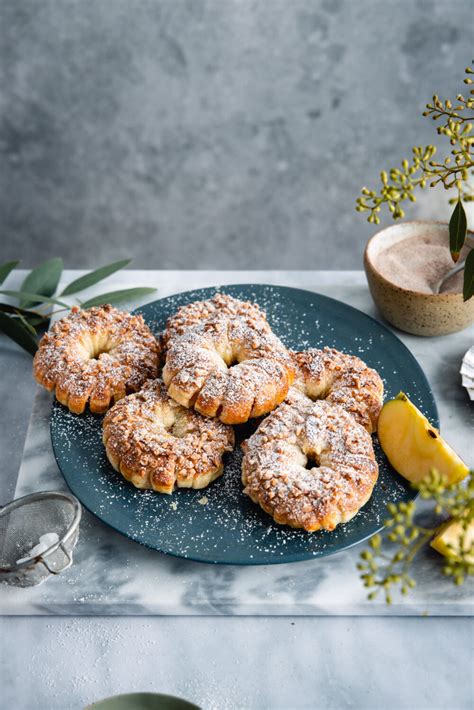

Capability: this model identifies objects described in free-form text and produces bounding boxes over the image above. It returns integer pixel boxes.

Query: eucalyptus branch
[358,469,474,604]
[355,64,474,300]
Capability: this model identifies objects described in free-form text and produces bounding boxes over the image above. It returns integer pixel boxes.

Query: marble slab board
[0,271,472,616]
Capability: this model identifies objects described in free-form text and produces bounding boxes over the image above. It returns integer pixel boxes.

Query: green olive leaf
[81,288,156,309]
[25,316,50,328]
[463,248,474,301]
[0,290,69,308]
[0,312,38,355]
[20,257,63,307]
[0,302,38,317]
[60,259,131,296]
[449,200,467,263]
[15,312,37,336]
[0,261,19,285]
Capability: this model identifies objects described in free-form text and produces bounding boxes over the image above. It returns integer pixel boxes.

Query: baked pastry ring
[164,292,267,345]
[103,379,234,493]
[242,390,379,532]
[292,347,384,433]
[163,294,295,425]
[34,305,159,414]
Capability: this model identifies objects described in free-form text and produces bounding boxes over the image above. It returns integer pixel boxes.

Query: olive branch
[358,469,474,605]
[356,64,474,301]
[0,258,156,355]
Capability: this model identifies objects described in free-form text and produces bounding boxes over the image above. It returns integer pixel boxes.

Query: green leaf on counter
[0,302,38,317]
[60,259,131,296]
[449,200,467,263]
[24,315,50,328]
[0,312,38,355]
[0,261,19,285]
[0,290,69,308]
[15,312,37,336]
[81,288,156,309]
[20,257,63,307]
[463,249,474,301]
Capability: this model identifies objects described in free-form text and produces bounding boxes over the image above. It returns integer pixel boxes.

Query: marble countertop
[0,270,472,710]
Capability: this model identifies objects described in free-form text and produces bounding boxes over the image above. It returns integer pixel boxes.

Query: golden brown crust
[242,391,379,532]
[291,347,384,433]
[102,379,234,493]
[34,305,160,414]
[163,294,296,425]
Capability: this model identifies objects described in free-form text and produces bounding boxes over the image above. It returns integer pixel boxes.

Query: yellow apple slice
[377,392,469,485]
[430,519,474,564]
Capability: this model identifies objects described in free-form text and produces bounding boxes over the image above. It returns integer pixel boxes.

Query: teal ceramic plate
[51,284,438,565]
[87,692,200,709]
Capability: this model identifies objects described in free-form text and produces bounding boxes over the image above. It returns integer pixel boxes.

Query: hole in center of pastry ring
[103,379,235,494]
[162,409,196,439]
[221,350,242,368]
[303,450,320,470]
[82,333,116,360]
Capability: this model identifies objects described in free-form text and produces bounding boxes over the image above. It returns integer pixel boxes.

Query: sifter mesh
[0,498,73,566]
[0,491,81,587]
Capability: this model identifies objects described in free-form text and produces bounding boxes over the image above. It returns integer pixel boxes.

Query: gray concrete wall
[0,0,472,269]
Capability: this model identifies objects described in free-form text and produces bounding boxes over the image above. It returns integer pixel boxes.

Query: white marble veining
[1,271,472,616]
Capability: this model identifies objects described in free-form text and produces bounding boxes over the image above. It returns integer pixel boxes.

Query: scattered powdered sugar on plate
[50,284,438,565]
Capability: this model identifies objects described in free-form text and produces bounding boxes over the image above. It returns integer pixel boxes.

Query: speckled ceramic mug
[364,221,474,337]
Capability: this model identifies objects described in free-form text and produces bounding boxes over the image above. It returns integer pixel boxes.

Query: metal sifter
[0,491,81,587]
